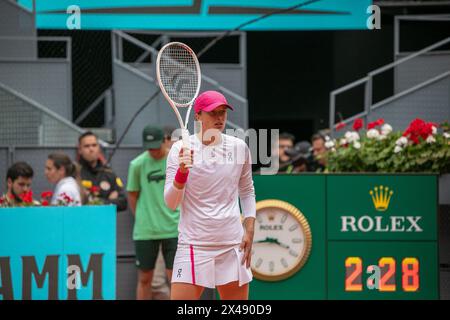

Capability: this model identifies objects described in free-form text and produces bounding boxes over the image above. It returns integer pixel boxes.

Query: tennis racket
[156,42,201,168]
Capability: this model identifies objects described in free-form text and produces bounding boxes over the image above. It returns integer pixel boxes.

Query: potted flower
[86,186,105,206]
[326,118,450,204]
[0,191,40,207]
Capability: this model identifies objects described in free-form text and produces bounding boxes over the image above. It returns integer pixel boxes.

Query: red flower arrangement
[0,189,81,207]
[0,191,38,207]
[403,118,438,145]
[86,185,104,205]
[368,118,385,130]
[328,118,449,173]
[352,118,364,131]
[18,191,33,204]
[41,191,53,198]
[40,191,53,207]
[89,186,100,194]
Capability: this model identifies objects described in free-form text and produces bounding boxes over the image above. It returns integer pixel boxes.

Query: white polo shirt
[164,133,256,246]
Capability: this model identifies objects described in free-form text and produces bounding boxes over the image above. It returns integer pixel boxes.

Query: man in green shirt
[127,125,180,300]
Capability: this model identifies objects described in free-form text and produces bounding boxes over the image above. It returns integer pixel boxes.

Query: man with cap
[164,90,256,300]
[127,125,180,300]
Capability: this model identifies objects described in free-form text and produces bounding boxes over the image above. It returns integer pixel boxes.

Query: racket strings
[159,44,199,106]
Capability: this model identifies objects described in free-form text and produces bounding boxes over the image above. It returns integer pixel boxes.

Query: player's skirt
[171,243,253,288]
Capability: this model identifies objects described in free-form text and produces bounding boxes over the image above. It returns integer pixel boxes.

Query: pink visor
[194,90,234,113]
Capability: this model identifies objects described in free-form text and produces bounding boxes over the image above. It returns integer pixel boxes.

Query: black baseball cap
[142,125,164,150]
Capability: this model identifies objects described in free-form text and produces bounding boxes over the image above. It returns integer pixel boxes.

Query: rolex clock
[251,199,312,281]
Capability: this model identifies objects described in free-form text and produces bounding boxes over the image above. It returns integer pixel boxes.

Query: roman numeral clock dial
[251,200,312,281]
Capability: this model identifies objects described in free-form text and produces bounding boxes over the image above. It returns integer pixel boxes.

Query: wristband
[175,168,189,184]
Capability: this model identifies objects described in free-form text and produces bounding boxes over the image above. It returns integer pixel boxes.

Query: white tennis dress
[164,133,256,288]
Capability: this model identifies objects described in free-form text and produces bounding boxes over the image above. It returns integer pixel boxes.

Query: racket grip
[181,129,192,168]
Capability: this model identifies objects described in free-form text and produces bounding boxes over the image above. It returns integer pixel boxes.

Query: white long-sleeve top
[164,133,256,246]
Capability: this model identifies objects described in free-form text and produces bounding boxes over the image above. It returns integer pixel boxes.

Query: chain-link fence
[38,30,112,128]
[0,82,83,146]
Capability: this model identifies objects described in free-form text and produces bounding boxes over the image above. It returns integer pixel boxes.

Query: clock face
[251,200,312,281]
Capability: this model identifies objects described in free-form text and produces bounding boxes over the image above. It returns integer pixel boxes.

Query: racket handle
[181,129,192,169]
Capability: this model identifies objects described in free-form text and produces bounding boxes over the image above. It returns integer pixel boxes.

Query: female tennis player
[164,90,256,300]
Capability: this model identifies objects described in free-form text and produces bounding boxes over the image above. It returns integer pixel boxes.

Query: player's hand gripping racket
[156,42,201,168]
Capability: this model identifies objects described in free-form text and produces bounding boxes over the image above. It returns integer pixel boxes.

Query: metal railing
[112,30,248,104]
[111,30,247,130]
[0,36,71,61]
[74,86,114,127]
[329,36,450,133]
[395,14,450,56]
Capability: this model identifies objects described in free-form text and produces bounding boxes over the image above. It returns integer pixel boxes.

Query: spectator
[274,132,295,173]
[127,125,180,300]
[0,162,36,206]
[311,133,327,172]
[285,141,314,173]
[77,131,127,211]
[45,153,82,206]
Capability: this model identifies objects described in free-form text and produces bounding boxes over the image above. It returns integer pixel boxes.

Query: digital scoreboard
[250,174,439,300]
[326,175,438,299]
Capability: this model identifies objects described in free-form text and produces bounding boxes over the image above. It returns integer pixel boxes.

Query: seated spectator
[0,162,37,207]
[311,133,328,172]
[274,132,295,173]
[77,131,127,211]
[45,153,82,206]
[285,141,314,173]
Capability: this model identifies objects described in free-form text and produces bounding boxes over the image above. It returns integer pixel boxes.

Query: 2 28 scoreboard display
[250,175,439,300]
[327,175,439,299]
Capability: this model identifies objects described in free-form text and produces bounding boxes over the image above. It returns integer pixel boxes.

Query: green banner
[327,175,437,241]
[249,174,439,300]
